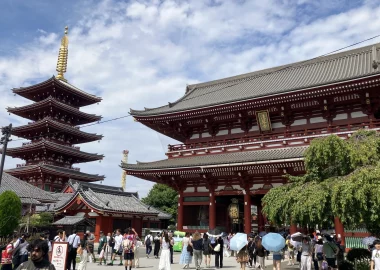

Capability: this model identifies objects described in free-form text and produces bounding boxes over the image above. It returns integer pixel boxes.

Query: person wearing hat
[371,239,380,270]
[97,231,108,265]
[314,236,324,269]
[322,235,338,270]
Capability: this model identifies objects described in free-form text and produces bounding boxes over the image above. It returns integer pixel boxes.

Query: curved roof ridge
[12,76,55,92]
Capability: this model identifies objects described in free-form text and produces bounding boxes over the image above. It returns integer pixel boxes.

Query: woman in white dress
[159,231,171,270]
[134,237,143,268]
[77,243,88,270]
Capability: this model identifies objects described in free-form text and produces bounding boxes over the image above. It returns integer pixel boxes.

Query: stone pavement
[77,252,300,270]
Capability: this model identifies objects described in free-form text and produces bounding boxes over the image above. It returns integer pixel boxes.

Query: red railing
[168,121,380,152]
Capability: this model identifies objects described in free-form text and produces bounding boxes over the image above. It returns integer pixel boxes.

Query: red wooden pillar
[209,190,216,230]
[95,215,103,242]
[244,190,251,234]
[289,223,297,235]
[177,191,184,231]
[334,217,345,245]
[132,217,143,236]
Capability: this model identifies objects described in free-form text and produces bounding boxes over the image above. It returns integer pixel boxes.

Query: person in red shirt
[1,236,14,270]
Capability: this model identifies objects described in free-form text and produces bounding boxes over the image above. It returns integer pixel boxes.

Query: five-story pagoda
[3,27,104,191]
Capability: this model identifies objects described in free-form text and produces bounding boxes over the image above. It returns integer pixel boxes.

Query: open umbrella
[262,233,286,252]
[230,233,248,251]
[259,231,267,237]
[363,236,377,246]
[207,228,222,238]
[291,232,303,242]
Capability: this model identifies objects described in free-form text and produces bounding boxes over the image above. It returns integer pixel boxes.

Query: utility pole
[0,124,12,186]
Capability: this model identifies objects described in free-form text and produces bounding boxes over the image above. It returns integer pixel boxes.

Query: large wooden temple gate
[123,43,380,238]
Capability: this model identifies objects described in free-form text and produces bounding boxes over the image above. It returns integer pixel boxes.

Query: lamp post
[0,124,12,186]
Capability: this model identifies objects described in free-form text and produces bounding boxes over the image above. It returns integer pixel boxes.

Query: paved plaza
[80,252,300,270]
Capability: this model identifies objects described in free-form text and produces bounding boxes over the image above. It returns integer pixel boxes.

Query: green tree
[29,213,54,227]
[0,191,22,236]
[142,184,178,224]
[262,130,380,235]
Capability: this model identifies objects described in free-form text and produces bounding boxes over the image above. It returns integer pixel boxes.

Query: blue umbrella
[262,233,286,252]
[363,236,377,246]
[259,231,267,237]
[230,233,248,251]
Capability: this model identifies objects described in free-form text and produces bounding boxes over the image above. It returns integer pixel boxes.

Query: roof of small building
[55,180,171,219]
[52,216,95,226]
[122,146,307,171]
[0,172,56,203]
[131,43,380,116]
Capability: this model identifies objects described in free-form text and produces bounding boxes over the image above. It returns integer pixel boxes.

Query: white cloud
[0,0,379,197]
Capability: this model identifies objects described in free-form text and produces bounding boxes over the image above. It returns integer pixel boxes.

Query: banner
[51,242,68,270]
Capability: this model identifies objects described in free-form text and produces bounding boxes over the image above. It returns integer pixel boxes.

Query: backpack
[145,235,151,246]
[108,237,115,247]
[123,239,133,252]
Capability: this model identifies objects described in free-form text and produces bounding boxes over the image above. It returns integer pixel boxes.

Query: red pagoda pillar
[209,190,216,230]
[244,189,251,234]
[177,191,184,231]
[95,215,103,242]
[334,217,345,245]
[289,223,297,235]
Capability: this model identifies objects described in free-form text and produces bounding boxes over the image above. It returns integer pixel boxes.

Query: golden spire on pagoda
[56,26,69,82]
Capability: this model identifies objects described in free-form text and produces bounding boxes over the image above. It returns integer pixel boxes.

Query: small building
[53,180,171,241]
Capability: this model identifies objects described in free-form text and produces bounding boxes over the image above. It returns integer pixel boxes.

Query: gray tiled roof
[54,180,168,216]
[131,43,380,116]
[0,173,56,203]
[5,164,104,181]
[122,146,307,170]
[53,216,94,226]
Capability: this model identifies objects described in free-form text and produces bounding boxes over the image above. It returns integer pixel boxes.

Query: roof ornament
[372,45,379,69]
[56,26,69,82]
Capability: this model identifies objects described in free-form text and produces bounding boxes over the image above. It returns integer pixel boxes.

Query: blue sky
[0,0,380,197]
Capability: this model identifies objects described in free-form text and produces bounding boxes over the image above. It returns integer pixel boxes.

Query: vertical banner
[51,242,68,270]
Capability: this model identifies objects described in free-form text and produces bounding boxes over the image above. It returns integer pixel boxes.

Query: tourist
[134,237,142,268]
[158,231,171,270]
[255,237,267,269]
[236,245,249,270]
[285,235,295,266]
[228,233,234,257]
[107,229,123,266]
[191,232,203,270]
[300,236,312,270]
[272,250,283,270]
[1,236,14,270]
[248,235,256,268]
[154,233,161,259]
[371,239,380,270]
[107,232,115,261]
[97,231,107,265]
[323,235,338,270]
[16,239,56,270]
[77,243,87,270]
[12,233,29,269]
[202,233,212,268]
[214,236,224,269]
[223,235,230,258]
[123,228,138,270]
[144,232,153,258]
[66,230,81,270]
[314,236,324,269]
[169,233,174,264]
[84,231,95,263]
[39,232,52,261]
[179,232,192,269]
[54,230,66,242]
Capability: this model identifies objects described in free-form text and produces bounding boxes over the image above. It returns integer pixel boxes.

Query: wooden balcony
[167,121,380,158]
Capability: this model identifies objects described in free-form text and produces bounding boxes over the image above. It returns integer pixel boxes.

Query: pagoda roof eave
[130,43,380,118]
[12,76,102,105]
[5,139,104,161]
[5,164,105,182]
[12,117,103,142]
[7,96,102,123]
[122,146,307,172]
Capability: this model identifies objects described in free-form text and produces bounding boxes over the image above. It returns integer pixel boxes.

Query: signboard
[51,242,68,270]
[255,110,272,131]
